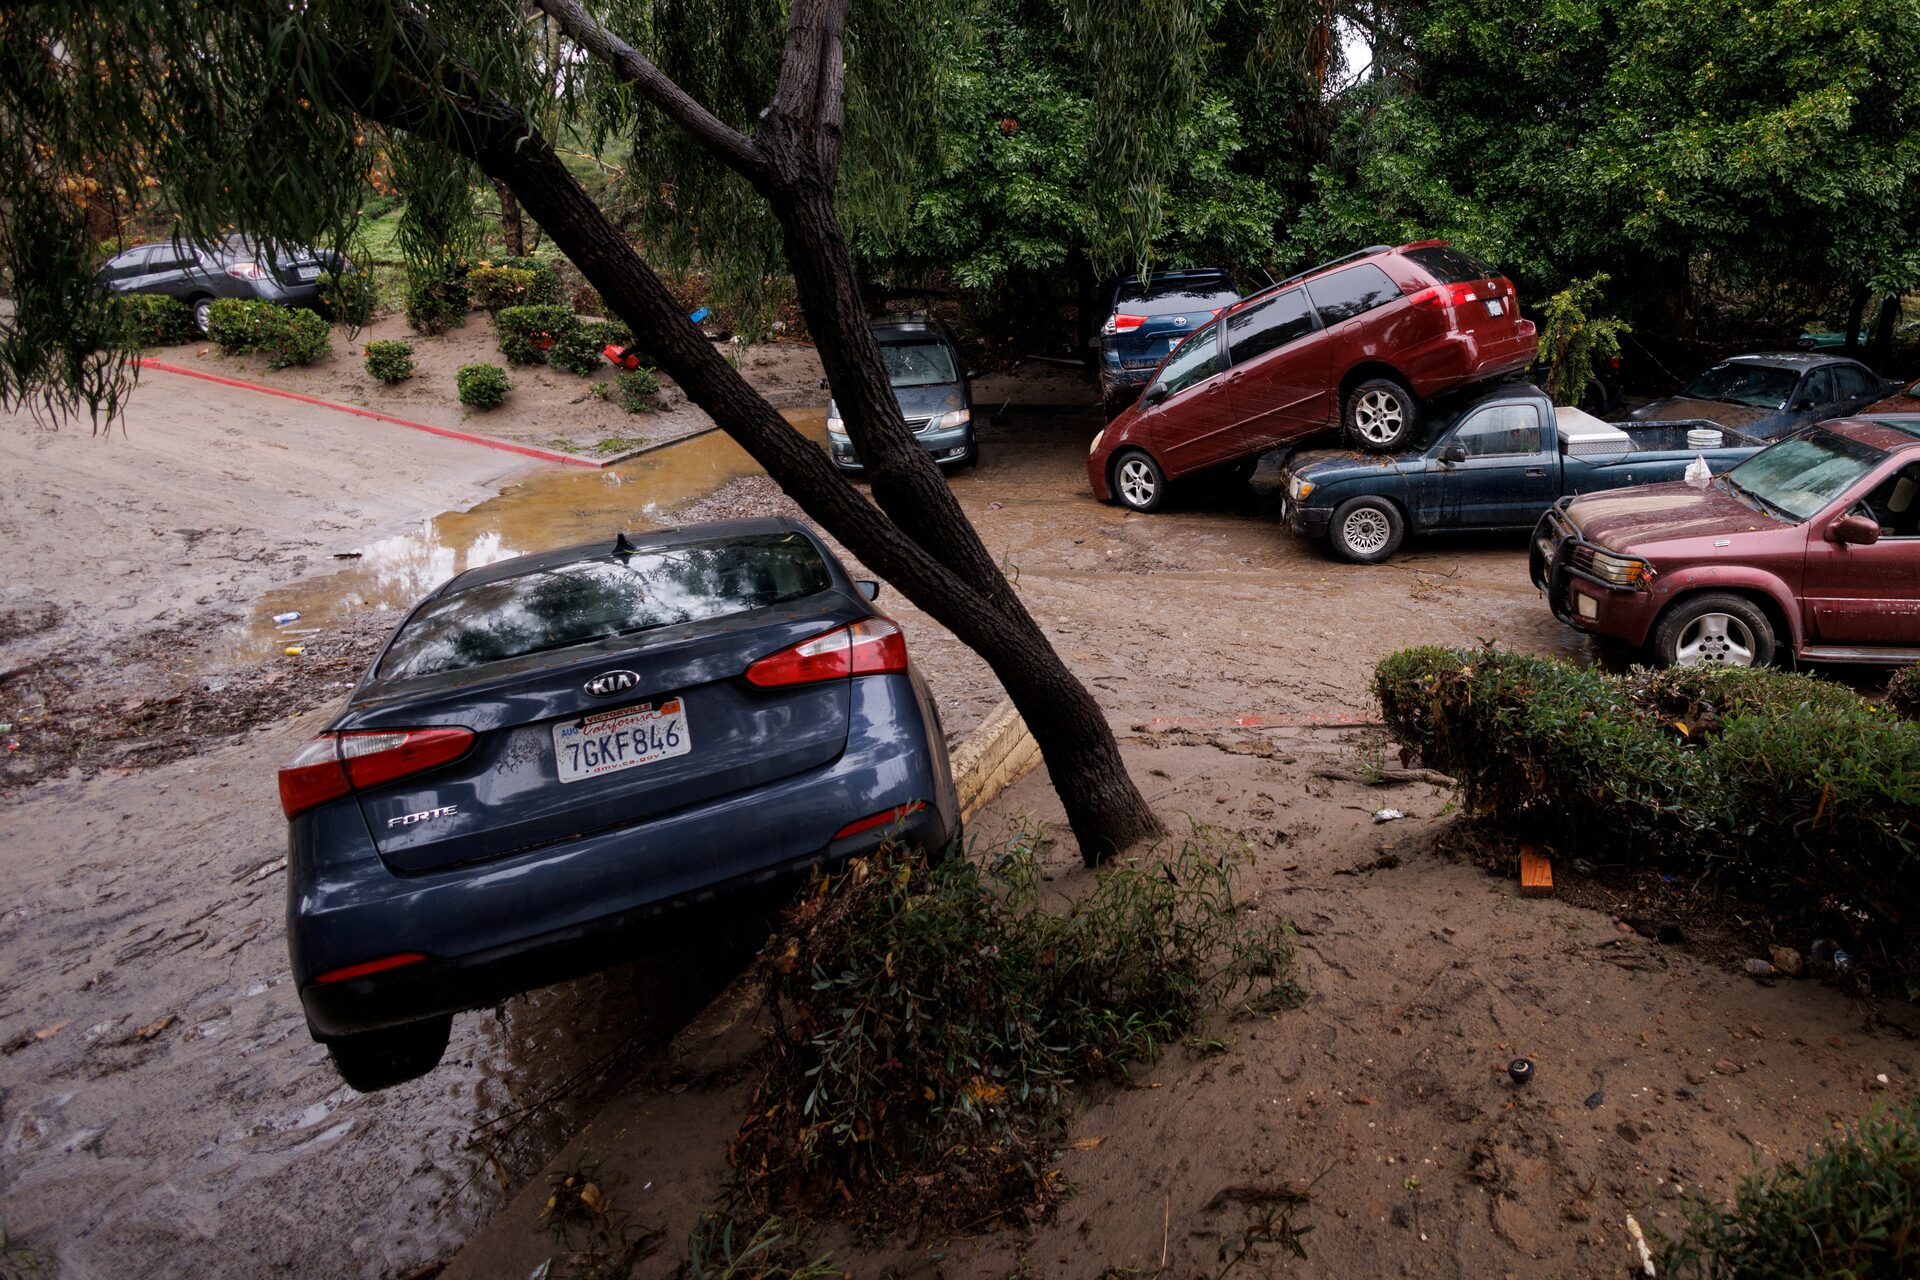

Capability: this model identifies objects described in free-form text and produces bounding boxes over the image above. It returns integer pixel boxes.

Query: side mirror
[1829,514,1880,546]
[1438,444,1467,464]
[856,579,881,601]
[1140,384,1168,408]
[965,369,980,382]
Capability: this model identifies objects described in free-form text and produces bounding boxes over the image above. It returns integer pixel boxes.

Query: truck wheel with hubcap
[1112,449,1168,512]
[1345,377,1419,452]
[1328,496,1405,563]
[1652,593,1774,668]
[317,1014,452,1092]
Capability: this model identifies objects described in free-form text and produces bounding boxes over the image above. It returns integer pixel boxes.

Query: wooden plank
[1519,846,1554,898]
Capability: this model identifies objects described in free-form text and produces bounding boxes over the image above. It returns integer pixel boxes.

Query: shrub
[546,325,605,376]
[363,340,415,384]
[1657,1100,1920,1277]
[494,303,576,365]
[455,362,510,409]
[732,830,1296,1227]
[204,299,331,368]
[1888,667,1920,721]
[118,294,194,346]
[466,265,539,313]
[579,319,634,351]
[403,266,468,334]
[610,366,660,413]
[1375,647,1920,984]
[318,268,377,326]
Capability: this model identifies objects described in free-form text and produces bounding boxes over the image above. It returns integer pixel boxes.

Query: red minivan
[1088,242,1538,512]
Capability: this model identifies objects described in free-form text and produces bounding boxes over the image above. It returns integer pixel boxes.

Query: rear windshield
[1402,245,1496,284]
[879,340,958,388]
[378,533,833,680]
[1115,274,1239,315]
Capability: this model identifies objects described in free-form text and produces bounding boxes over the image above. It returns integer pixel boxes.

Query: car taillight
[1407,282,1483,310]
[277,727,475,819]
[1103,313,1148,335]
[226,261,265,281]
[314,952,428,985]
[833,801,926,842]
[745,618,909,688]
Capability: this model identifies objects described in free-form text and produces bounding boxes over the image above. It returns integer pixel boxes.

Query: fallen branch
[1313,766,1456,786]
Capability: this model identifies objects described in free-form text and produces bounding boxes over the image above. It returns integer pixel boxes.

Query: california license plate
[1485,298,1505,316]
[553,698,691,784]
[296,265,321,281]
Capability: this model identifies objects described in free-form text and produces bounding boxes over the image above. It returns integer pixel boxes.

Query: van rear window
[1403,245,1496,284]
[1115,273,1239,315]
[379,533,833,679]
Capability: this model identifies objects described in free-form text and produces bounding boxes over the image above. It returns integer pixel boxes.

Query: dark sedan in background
[100,234,350,334]
[279,519,957,1090]
[827,316,979,470]
[1626,351,1891,440]
[1097,268,1241,418]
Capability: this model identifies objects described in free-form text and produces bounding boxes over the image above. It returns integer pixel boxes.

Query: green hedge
[1889,667,1920,721]
[118,294,195,346]
[403,267,468,334]
[1375,648,1920,980]
[546,325,604,376]
[1658,1100,1919,1277]
[610,366,659,412]
[319,268,377,326]
[456,362,510,409]
[494,303,576,365]
[205,299,331,368]
[363,339,414,384]
[468,257,563,310]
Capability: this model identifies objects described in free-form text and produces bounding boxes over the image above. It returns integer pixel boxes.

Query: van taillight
[277,727,475,819]
[1407,282,1484,310]
[1104,313,1148,335]
[745,618,909,688]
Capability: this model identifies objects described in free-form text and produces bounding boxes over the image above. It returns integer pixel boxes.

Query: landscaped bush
[1375,647,1920,985]
[468,257,563,311]
[1888,667,1920,721]
[545,325,605,376]
[118,294,195,346]
[318,267,377,326]
[204,299,331,368]
[1657,1100,1919,1277]
[494,303,576,365]
[578,319,634,351]
[455,361,510,409]
[608,366,659,413]
[403,266,468,334]
[732,830,1296,1227]
[363,339,415,384]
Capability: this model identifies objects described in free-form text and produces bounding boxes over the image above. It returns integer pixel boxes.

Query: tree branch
[529,0,764,180]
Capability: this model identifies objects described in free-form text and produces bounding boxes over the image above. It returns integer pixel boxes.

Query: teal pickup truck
[1278,382,1763,562]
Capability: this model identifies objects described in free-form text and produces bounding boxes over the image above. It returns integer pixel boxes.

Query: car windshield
[879,341,958,388]
[1115,274,1238,315]
[1719,430,1886,521]
[1680,362,1800,409]
[378,533,833,679]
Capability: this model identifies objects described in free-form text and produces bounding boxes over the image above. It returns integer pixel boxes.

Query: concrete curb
[950,698,1043,822]
[134,358,603,468]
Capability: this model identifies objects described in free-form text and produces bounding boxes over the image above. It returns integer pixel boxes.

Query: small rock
[1770,946,1805,977]
[1684,1068,1706,1086]
[1615,921,1635,934]
[1584,1090,1606,1109]
[1712,1057,1743,1075]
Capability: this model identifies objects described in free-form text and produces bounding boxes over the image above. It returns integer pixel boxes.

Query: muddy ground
[2,360,1912,1279]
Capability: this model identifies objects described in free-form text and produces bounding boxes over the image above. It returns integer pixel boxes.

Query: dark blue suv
[1097,268,1240,417]
[279,519,957,1090]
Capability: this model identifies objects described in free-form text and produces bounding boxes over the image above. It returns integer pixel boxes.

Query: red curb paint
[134,358,600,468]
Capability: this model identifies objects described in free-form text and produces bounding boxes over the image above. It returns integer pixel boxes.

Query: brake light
[1103,313,1148,335]
[1407,283,1482,310]
[226,261,265,280]
[277,727,475,819]
[315,952,428,984]
[833,801,926,842]
[745,618,909,687]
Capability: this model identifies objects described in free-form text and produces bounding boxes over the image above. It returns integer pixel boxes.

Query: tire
[1651,593,1775,669]
[1111,449,1168,512]
[190,295,214,336]
[1344,377,1419,452]
[320,1015,452,1092]
[1328,497,1405,563]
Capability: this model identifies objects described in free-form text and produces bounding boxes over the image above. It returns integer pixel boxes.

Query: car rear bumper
[1399,321,1539,398]
[291,674,957,1037]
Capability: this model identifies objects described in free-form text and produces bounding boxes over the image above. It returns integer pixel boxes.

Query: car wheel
[1328,497,1405,563]
[1651,594,1775,669]
[1345,377,1419,452]
[1112,449,1167,512]
[319,1014,451,1092]
[190,296,214,336]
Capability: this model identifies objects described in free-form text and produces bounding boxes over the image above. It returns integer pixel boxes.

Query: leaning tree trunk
[1867,294,1900,371]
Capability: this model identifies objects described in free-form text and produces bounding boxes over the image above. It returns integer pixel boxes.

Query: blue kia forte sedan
[279,518,957,1090]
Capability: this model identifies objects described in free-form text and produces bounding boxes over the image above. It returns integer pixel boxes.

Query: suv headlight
[1588,550,1652,586]
[929,408,971,431]
[1287,474,1314,501]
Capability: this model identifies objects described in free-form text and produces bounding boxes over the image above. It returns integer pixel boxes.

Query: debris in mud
[1371,807,1405,823]
[1203,1182,1313,1212]
[1507,1058,1534,1086]
[1335,852,1401,876]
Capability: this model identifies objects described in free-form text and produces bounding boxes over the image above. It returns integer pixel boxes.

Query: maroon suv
[1088,241,1538,512]
[1531,415,1920,667]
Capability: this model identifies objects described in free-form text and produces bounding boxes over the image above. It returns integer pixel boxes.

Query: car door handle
[1525,468,1546,477]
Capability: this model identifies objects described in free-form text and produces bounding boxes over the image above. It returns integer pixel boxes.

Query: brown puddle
[243,410,824,659]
